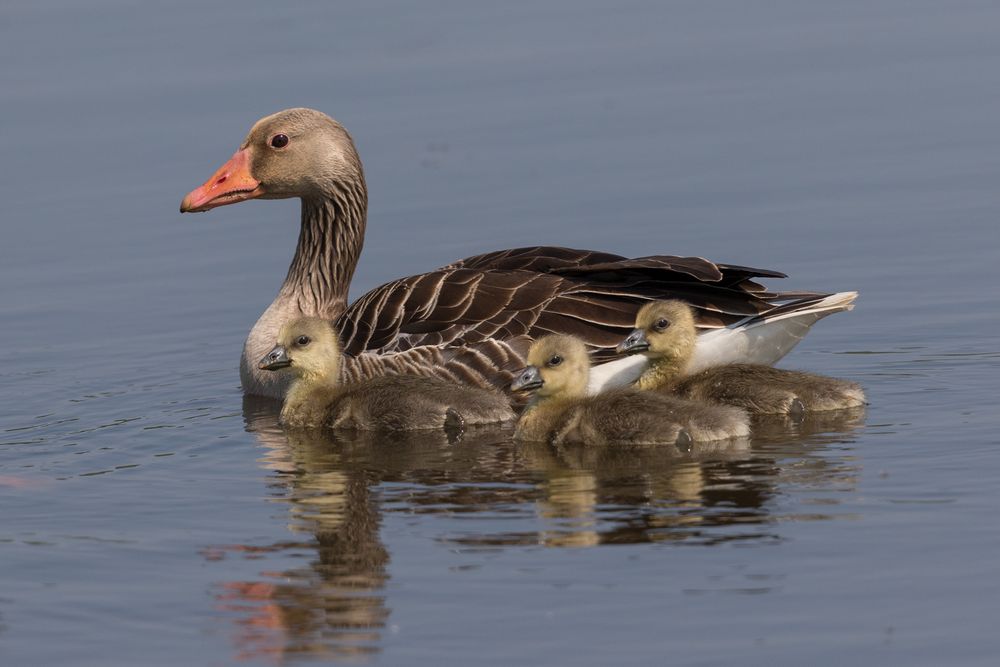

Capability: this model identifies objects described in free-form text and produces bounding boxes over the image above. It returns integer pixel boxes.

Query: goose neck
[279,190,367,320]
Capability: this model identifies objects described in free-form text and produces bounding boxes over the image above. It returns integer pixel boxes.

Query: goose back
[337,246,825,361]
[340,337,531,392]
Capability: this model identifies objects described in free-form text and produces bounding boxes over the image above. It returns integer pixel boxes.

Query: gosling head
[510,335,590,400]
[616,300,697,364]
[259,317,341,382]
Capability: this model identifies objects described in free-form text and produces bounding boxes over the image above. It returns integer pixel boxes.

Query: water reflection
[208,400,391,662]
[213,398,865,661]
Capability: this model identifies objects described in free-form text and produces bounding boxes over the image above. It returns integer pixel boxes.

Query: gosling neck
[520,389,580,422]
[635,354,687,391]
[281,360,342,421]
[516,393,574,442]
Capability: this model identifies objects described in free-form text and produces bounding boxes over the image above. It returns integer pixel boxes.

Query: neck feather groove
[281,182,367,321]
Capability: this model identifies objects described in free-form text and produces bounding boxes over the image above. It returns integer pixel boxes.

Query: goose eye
[296,335,311,346]
[655,318,670,331]
[270,133,289,149]
[547,355,563,367]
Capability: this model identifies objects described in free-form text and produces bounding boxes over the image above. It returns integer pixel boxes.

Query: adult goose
[180,108,857,399]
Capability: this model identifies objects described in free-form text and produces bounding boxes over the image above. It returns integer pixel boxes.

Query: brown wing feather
[337,246,830,367]
[339,337,531,394]
[439,246,626,272]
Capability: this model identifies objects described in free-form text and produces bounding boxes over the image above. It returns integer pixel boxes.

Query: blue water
[2,1,999,664]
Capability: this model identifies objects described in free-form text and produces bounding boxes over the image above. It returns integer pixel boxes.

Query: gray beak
[616,329,650,355]
[510,365,544,392]
[259,345,291,371]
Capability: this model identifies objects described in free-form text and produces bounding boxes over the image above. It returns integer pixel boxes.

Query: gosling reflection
[216,399,520,663]
[515,435,755,547]
[501,406,866,549]
[213,396,866,661]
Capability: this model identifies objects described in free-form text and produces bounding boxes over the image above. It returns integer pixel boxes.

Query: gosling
[511,334,750,446]
[259,317,515,430]
[618,300,866,416]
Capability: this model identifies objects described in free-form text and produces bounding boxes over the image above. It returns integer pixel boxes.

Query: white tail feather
[587,291,858,394]
[587,354,648,393]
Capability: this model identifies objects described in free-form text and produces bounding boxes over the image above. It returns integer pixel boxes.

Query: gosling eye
[547,355,563,367]
[270,133,289,149]
[654,318,671,332]
[295,335,311,347]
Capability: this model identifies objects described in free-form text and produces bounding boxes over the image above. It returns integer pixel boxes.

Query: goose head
[259,316,341,382]
[180,108,363,212]
[511,335,590,399]
[617,300,697,364]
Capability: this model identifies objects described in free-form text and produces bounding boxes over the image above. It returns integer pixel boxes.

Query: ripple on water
[177,401,875,659]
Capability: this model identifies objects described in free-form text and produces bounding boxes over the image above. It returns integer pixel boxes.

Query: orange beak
[179,148,264,213]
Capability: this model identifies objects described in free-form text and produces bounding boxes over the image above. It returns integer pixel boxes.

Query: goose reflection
[208,400,391,662]
[209,396,865,661]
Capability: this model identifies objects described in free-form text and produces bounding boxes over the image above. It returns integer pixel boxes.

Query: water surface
[2,1,999,665]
